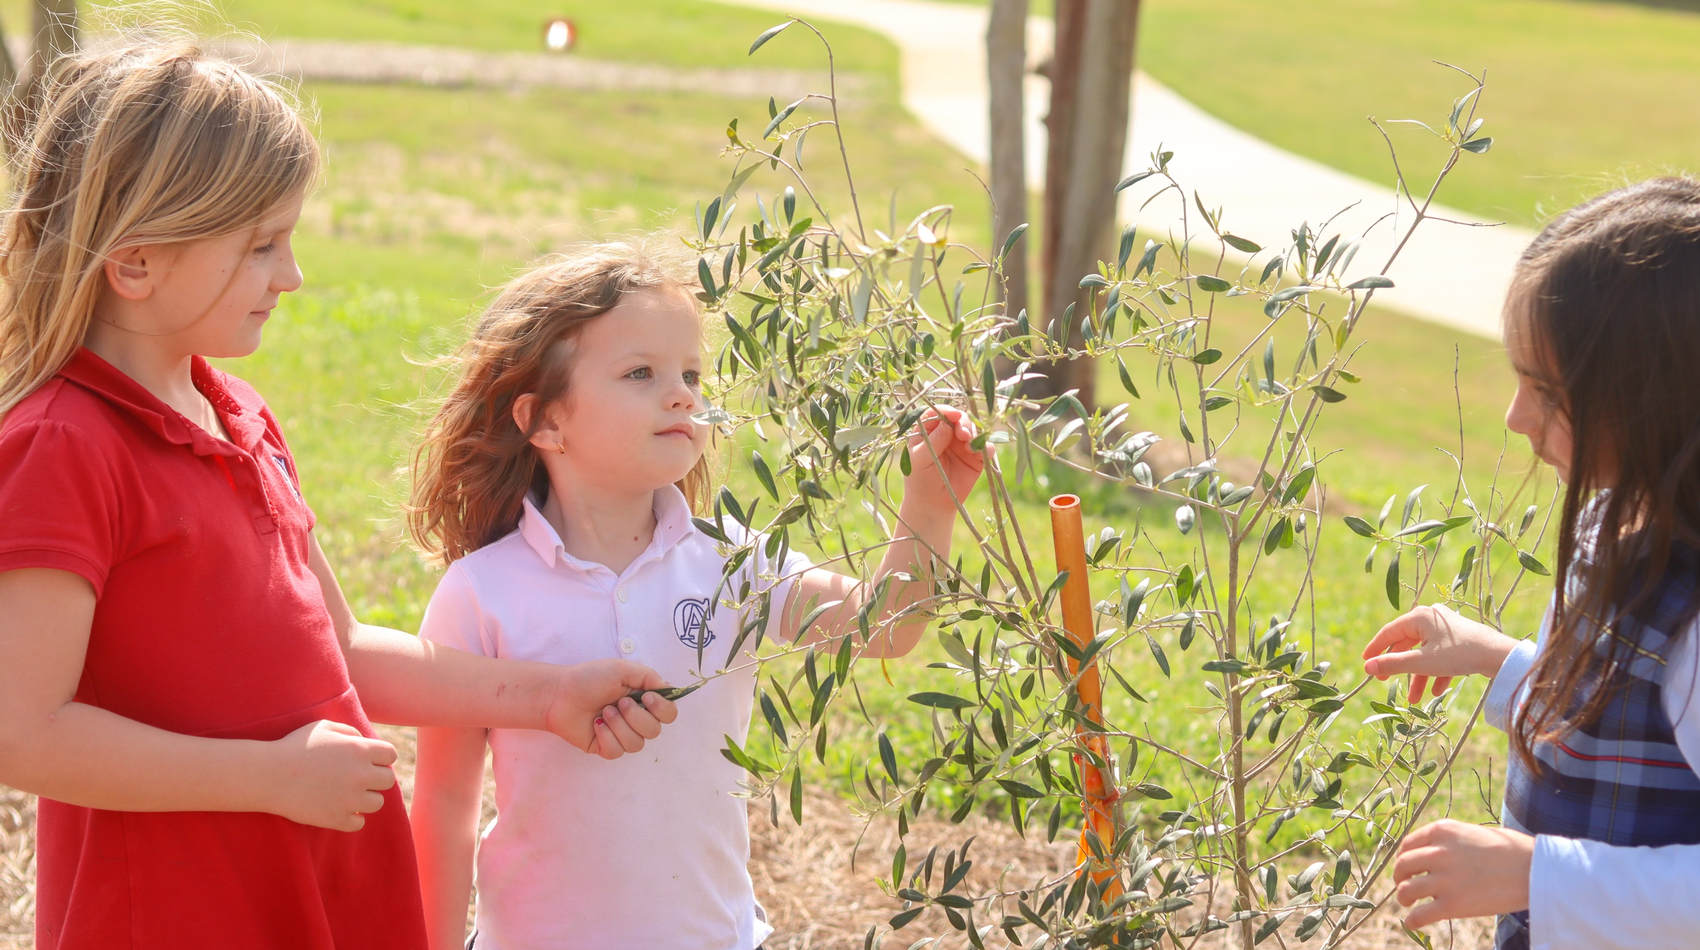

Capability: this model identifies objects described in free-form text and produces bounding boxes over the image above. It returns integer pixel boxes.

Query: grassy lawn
[218,0,897,73]
[945,0,1700,227]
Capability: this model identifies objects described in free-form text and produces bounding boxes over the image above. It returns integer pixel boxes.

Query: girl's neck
[83,321,219,436]
[540,479,659,577]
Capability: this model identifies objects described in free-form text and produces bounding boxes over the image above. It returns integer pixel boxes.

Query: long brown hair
[0,37,319,421]
[408,242,711,564]
[1508,177,1700,767]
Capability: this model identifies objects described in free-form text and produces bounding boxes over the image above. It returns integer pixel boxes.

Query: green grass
[212,0,897,74]
[942,0,1700,226]
[1138,0,1700,226]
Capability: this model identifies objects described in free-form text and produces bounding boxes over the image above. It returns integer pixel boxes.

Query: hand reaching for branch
[1361,604,1519,704]
[902,405,987,520]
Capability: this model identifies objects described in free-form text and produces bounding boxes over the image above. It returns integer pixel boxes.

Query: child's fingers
[1362,617,1423,660]
[1364,647,1426,679]
[640,691,679,725]
[361,737,399,768]
[589,717,623,760]
[1403,896,1462,932]
[615,697,663,739]
[601,704,647,753]
[1392,839,1446,886]
[1432,675,1453,697]
[356,789,387,815]
[1408,674,1429,705]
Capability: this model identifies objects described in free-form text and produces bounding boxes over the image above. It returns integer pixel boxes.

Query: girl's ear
[514,393,566,454]
[102,244,162,301]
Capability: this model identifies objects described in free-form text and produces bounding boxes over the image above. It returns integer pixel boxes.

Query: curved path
[721,0,1533,338]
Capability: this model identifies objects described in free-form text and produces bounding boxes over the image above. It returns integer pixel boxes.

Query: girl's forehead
[580,287,702,351]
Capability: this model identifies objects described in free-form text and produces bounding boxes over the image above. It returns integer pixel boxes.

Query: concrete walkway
[720,0,1534,338]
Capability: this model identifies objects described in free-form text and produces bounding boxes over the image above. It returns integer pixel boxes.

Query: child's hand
[902,406,987,519]
[588,692,676,760]
[1361,604,1519,703]
[1393,819,1533,929]
[265,719,398,832]
[545,658,679,758]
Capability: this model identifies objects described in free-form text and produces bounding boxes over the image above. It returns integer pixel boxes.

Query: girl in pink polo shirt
[0,40,673,949]
[407,244,986,949]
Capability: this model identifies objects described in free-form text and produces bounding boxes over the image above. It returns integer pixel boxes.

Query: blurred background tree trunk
[1034,0,1139,412]
[987,0,1029,329]
[4,0,78,159]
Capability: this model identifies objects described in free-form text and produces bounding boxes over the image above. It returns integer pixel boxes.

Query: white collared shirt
[419,486,811,950]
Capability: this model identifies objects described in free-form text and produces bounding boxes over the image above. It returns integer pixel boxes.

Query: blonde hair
[408,242,711,564]
[0,37,319,420]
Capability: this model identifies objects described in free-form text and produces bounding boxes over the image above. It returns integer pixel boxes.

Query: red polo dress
[0,348,426,949]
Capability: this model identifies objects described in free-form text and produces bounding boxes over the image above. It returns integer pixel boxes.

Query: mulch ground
[0,725,1493,949]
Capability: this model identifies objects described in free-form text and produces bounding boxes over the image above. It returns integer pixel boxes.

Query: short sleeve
[0,421,122,595]
[419,560,492,657]
[724,524,813,643]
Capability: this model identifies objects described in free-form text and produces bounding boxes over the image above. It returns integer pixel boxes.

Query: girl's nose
[666,379,697,411]
[1505,383,1536,436]
[275,251,304,294]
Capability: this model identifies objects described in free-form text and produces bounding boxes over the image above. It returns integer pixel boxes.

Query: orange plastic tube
[1049,494,1121,895]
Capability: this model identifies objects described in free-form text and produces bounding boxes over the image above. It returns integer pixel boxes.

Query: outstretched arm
[786,407,986,658]
[306,534,675,757]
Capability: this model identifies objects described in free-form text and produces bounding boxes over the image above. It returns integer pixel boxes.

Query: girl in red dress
[0,39,677,949]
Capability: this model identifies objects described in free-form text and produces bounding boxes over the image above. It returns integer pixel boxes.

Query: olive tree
[690,22,1541,950]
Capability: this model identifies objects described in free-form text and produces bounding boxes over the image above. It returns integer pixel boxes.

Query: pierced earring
[555,441,567,454]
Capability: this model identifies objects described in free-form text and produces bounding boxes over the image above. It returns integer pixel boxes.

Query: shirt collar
[56,347,265,456]
[518,484,699,571]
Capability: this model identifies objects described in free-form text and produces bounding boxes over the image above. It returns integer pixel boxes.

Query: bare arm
[305,534,677,755]
[412,725,487,950]
[787,408,985,658]
[0,567,395,830]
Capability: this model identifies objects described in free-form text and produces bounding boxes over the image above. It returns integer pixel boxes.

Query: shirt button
[617,587,629,603]
[619,637,636,654]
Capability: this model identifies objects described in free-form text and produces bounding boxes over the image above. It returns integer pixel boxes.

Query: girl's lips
[656,424,694,437]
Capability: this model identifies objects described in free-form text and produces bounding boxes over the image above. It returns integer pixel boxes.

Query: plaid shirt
[1497,546,1700,950]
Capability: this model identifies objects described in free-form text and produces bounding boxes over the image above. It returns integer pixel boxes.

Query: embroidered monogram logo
[270,455,302,500]
[673,597,713,649]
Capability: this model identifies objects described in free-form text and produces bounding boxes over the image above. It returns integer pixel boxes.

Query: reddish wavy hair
[408,243,709,563]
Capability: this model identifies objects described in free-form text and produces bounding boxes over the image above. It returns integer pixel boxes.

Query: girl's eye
[626,366,653,380]
[683,370,701,387]
[253,242,276,255]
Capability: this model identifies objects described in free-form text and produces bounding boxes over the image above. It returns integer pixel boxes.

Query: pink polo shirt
[419,487,810,950]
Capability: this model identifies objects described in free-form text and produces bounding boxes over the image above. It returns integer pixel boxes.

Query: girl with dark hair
[1361,177,1700,949]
